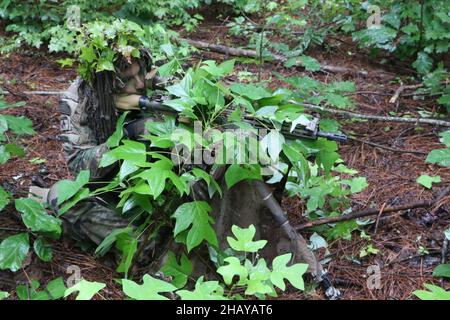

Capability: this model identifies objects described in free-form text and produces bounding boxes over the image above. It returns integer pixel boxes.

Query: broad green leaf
[0,115,7,137]
[16,280,49,300]
[33,236,53,262]
[226,224,267,253]
[440,131,450,148]
[230,83,272,100]
[426,148,450,167]
[15,198,62,236]
[176,277,226,300]
[298,55,321,71]
[100,140,146,167]
[433,264,450,278]
[0,145,11,164]
[172,201,217,252]
[290,114,310,132]
[59,188,90,215]
[56,170,90,205]
[122,274,177,300]
[2,115,35,136]
[260,130,285,163]
[341,177,369,193]
[133,167,169,199]
[217,257,248,285]
[0,233,29,272]
[115,233,138,276]
[416,174,441,189]
[244,259,273,296]
[106,111,128,148]
[95,227,133,257]
[270,253,308,291]
[413,52,433,75]
[6,144,25,157]
[160,252,193,288]
[46,277,67,300]
[0,291,8,300]
[413,283,450,300]
[0,186,10,212]
[64,279,106,300]
[224,164,262,189]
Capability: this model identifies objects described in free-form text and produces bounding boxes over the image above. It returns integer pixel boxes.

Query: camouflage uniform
[48,78,130,246]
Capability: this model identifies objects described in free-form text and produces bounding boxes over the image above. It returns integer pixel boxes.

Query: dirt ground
[0,21,449,300]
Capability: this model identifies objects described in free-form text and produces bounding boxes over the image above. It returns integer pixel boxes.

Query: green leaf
[15,198,62,236]
[413,52,433,75]
[417,174,441,189]
[0,145,11,164]
[56,170,90,205]
[426,148,450,167]
[100,140,146,167]
[260,130,285,163]
[298,55,321,71]
[244,259,273,295]
[217,256,248,285]
[33,236,53,262]
[440,131,450,148]
[64,279,106,300]
[270,253,308,291]
[115,232,138,275]
[0,233,30,272]
[341,177,369,193]
[160,252,193,288]
[2,115,35,136]
[230,83,272,100]
[224,164,262,189]
[0,186,10,212]
[133,167,169,199]
[46,277,67,300]
[95,227,133,257]
[176,277,226,300]
[226,224,267,253]
[413,283,450,300]
[0,291,9,300]
[122,274,177,300]
[172,201,217,252]
[4,143,25,157]
[433,264,450,278]
[106,111,128,148]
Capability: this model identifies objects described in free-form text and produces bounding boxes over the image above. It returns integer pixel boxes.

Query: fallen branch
[289,101,450,127]
[1,90,66,96]
[181,38,368,77]
[296,185,450,231]
[348,136,428,155]
[389,84,423,104]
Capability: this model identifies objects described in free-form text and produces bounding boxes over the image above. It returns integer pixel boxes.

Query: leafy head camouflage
[75,19,152,144]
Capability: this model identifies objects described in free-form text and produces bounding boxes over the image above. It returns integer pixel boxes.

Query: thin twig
[296,185,450,231]
[348,136,427,155]
[181,38,368,76]
[289,100,450,127]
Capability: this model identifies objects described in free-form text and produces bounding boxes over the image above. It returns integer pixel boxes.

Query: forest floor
[0,20,449,300]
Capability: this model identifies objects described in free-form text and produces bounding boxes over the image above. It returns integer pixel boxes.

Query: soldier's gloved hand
[124,118,153,140]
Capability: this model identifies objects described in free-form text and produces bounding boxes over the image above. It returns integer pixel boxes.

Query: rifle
[139,98,347,143]
[139,98,343,299]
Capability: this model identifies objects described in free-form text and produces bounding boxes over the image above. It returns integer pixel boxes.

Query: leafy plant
[413,283,450,300]
[426,131,450,167]
[416,174,441,189]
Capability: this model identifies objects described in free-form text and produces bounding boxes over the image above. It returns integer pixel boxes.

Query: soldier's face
[118,61,146,95]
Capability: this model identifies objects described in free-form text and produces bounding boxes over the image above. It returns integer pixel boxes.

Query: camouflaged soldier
[30,50,165,246]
